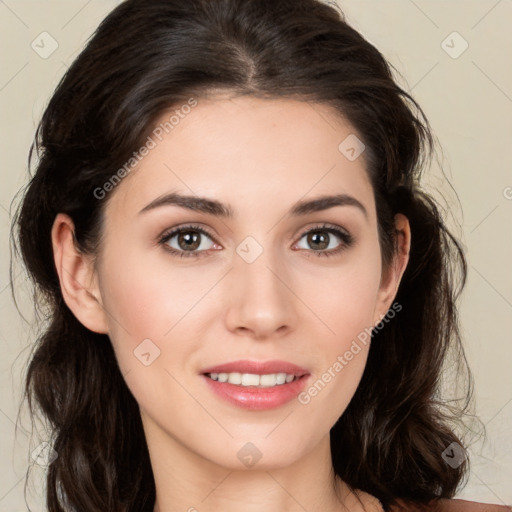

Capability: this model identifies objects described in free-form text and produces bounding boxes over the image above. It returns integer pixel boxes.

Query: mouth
[200,360,310,410]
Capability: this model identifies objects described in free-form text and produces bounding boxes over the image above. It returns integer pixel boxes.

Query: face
[77,96,403,470]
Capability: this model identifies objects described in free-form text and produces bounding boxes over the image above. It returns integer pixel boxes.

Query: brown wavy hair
[12,0,474,510]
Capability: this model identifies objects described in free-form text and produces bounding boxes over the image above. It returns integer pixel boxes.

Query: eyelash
[158,223,354,259]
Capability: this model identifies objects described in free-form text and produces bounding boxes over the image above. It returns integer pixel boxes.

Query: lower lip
[201,374,309,410]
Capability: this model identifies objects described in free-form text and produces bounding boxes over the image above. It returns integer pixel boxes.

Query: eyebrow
[139,192,368,219]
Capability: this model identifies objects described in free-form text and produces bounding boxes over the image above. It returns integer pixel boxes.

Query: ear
[373,213,411,325]
[51,213,108,334]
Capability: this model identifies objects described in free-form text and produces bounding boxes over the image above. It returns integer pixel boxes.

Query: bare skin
[51,96,410,512]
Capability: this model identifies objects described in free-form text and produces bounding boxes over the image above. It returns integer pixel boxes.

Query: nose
[224,245,298,340]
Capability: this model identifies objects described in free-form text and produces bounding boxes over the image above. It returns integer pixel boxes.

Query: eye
[158,224,219,258]
[294,223,354,258]
[158,222,354,260]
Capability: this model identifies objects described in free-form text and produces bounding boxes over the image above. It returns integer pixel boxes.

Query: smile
[200,360,310,410]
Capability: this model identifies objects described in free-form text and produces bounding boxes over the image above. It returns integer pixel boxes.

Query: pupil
[309,231,328,250]
[179,231,200,250]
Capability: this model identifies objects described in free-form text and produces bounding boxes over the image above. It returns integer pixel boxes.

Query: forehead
[104,96,375,223]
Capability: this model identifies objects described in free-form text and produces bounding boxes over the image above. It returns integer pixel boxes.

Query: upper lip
[201,360,309,377]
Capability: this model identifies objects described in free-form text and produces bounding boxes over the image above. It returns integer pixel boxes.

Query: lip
[200,359,311,411]
[200,359,309,377]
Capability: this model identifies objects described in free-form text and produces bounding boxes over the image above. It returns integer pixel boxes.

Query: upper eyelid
[159,223,216,241]
[298,223,351,237]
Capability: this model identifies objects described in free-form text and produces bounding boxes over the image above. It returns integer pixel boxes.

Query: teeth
[227,372,242,385]
[207,372,298,387]
[242,373,260,386]
[275,372,286,385]
[259,373,277,387]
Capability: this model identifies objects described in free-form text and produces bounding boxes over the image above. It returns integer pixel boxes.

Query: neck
[144,415,380,512]
[146,433,348,510]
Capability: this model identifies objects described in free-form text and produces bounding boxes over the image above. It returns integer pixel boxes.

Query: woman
[12,0,511,511]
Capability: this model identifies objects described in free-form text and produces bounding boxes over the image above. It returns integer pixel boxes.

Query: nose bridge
[224,235,297,337]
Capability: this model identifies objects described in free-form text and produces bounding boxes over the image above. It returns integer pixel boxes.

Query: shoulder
[435,499,512,512]
[389,498,512,512]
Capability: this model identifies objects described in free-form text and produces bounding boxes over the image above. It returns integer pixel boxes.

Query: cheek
[96,247,203,418]
[297,249,381,412]
[308,251,382,345]
[98,243,205,336]
[96,244,205,380]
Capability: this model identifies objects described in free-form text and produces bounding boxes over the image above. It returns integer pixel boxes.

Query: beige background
[1,0,511,509]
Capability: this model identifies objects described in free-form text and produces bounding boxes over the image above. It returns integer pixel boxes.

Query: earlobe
[373,213,411,325]
[51,213,109,334]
